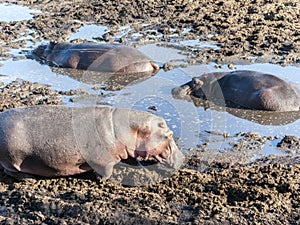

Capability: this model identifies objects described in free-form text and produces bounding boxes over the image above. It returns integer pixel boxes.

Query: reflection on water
[50,67,156,90]
[0,59,91,91]
[69,24,107,41]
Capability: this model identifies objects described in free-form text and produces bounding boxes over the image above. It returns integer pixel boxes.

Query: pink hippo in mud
[0,105,184,180]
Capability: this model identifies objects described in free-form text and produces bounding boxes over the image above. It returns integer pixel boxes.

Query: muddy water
[0,3,40,22]
[0,1,299,223]
[112,45,300,160]
[0,32,300,161]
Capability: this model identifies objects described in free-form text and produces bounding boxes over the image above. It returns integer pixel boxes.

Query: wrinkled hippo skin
[32,42,160,73]
[0,105,184,180]
[172,70,300,111]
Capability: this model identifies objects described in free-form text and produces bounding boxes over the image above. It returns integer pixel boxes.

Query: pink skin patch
[129,119,174,163]
[134,142,171,162]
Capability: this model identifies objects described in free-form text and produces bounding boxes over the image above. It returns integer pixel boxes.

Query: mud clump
[277,135,300,155]
[0,79,62,111]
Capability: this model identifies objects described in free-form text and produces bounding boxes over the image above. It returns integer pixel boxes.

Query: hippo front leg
[88,160,117,180]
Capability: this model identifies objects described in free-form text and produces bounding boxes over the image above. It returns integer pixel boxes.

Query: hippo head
[112,109,185,169]
[133,119,174,160]
[31,42,60,64]
[131,115,185,169]
[172,77,206,99]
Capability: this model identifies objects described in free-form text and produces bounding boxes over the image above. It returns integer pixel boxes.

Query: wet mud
[0,155,299,225]
[1,0,300,65]
[0,0,300,224]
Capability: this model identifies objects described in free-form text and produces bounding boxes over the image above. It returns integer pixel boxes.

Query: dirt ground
[0,0,300,224]
[1,0,300,65]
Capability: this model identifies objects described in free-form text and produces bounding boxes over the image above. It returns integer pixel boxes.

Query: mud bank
[0,155,299,224]
[1,0,300,65]
[0,0,299,224]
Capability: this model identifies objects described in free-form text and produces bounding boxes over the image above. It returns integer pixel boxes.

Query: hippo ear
[158,122,166,128]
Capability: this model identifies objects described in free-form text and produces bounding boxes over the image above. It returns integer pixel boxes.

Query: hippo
[32,42,160,74]
[0,105,184,180]
[172,70,300,112]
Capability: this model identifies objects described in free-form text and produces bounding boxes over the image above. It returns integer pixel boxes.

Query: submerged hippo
[172,70,300,111]
[32,42,160,74]
[0,105,184,180]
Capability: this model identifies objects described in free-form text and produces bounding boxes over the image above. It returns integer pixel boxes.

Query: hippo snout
[172,85,191,99]
[134,138,185,169]
[164,139,185,169]
[159,147,171,160]
[172,78,203,97]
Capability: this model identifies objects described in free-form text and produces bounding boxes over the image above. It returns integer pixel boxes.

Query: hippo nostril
[165,131,173,140]
[158,122,166,128]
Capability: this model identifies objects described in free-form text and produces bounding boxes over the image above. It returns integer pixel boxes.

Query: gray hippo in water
[32,42,160,74]
[172,70,300,112]
[0,105,184,180]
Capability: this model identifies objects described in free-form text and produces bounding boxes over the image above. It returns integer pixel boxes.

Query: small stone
[163,62,174,71]
[148,106,158,111]
[228,64,234,69]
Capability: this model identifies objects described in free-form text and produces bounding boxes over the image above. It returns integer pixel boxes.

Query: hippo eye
[158,122,166,128]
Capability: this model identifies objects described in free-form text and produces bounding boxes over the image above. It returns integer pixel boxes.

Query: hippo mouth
[178,84,196,96]
[134,144,171,163]
[186,86,193,95]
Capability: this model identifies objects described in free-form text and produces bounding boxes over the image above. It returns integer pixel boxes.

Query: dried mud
[0,79,62,111]
[0,0,300,224]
